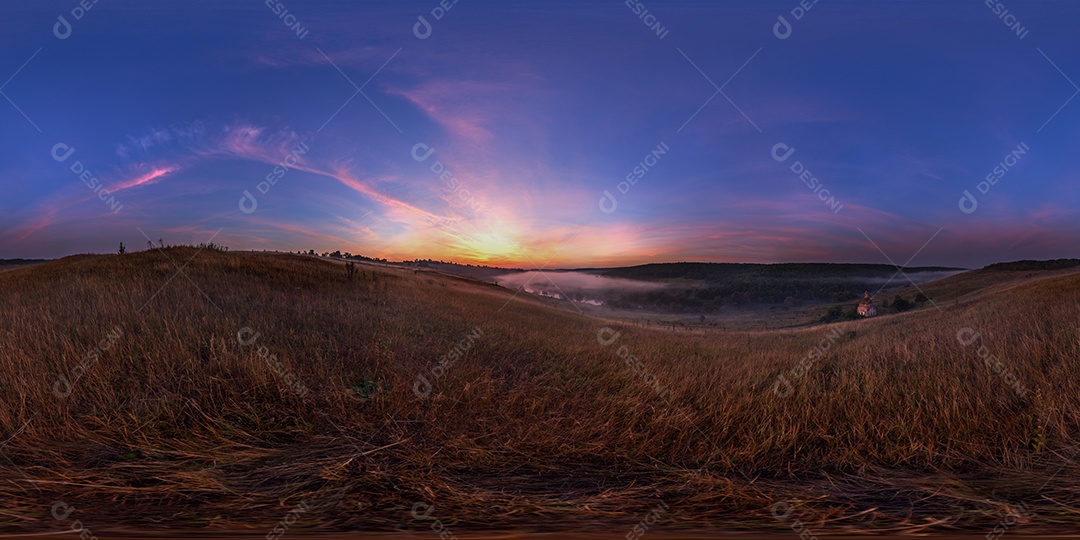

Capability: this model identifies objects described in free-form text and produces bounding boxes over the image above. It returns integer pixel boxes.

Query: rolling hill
[0,248,1076,534]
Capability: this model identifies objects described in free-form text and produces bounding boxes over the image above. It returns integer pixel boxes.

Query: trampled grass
[0,248,1077,534]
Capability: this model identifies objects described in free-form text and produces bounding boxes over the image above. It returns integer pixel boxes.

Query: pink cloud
[387,81,504,144]
[110,166,180,193]
[13,207,58,241]
[113,121,464,233]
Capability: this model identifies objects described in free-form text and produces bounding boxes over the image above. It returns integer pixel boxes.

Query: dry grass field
[0,248,1077,535]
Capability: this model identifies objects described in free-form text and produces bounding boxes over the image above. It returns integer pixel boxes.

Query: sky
[0,0,1077,268]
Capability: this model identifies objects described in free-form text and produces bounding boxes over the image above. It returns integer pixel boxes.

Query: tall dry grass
[0,248,1077,534]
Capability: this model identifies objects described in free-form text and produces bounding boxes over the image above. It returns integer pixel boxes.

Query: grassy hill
[880,259,1080,308]
[0,249,1077,534]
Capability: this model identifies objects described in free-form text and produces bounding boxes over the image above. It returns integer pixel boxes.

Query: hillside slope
[0,249,1077,534]
[889,260,1080,305]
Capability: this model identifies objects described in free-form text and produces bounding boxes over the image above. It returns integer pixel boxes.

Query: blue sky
[1,0,1077,267]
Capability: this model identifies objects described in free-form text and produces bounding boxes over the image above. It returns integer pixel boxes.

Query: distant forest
[0,259,50,264]
[984,259,1080,272]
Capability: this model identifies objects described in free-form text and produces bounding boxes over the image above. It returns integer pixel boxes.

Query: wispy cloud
[110,165,180,193]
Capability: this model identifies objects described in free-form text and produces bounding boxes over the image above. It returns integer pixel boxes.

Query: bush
[893,295,914,312]
[819,305,861,323]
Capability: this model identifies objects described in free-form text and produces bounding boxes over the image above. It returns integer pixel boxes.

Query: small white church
[857,292,877,317]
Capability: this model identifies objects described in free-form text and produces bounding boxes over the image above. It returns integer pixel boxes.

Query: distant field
[0,259,49,272]
[0,249,1077,534]
[485,262,965,326]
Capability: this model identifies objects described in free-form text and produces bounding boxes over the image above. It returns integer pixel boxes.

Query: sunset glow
[3,3,1080,536]
[1,1,1078,268]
